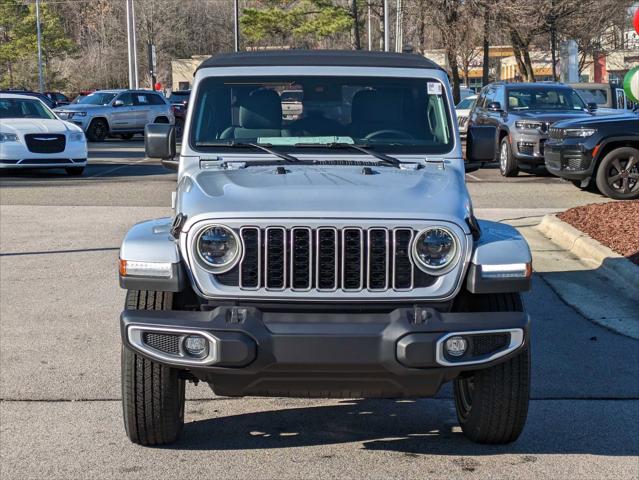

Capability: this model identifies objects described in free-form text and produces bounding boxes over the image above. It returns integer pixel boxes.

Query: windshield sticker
[428,82,442,95]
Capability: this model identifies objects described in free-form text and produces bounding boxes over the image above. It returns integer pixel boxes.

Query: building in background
[171,55,208,91]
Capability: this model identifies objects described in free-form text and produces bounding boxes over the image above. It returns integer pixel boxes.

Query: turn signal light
[119,259,172,278]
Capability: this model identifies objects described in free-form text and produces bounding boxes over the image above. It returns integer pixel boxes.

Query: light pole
[234,0,240,52]
[126,0,139,89]
[35,0,44,92]
[395,0,402,53]
[367,3,372,51]
[383,0,389,52]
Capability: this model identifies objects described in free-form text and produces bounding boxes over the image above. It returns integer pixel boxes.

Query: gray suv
[118,50,533,447]
[468,82,594,176]
[54,89,174,141]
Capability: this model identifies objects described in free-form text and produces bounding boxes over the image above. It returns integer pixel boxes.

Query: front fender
[466,220,532,294]
[119,218,186,292]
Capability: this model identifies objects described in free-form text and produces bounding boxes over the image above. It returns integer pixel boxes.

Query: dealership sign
[625,9,639,103]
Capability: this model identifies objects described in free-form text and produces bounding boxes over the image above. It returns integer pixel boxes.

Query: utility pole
[234,0,240,52]
[395,0,402,53]
[126,0,139,89]
[383,0,389,52]
[367,3,372,51]
[35,0,44,93]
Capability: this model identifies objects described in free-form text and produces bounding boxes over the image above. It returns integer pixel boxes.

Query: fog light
[183,335,208,357]
[445,336,467,357]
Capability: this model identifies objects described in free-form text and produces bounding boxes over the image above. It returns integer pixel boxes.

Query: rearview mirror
[467,125,497,165]
[113,99,124,107]
[145,123,177,169]
[487,102,502,112]
[587,102,598,112]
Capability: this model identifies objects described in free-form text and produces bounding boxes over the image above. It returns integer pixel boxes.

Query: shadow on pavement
[174,397,637,456]
[0,163,173,182]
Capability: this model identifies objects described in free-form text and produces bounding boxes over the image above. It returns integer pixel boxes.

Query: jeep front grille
[217,226,434,292]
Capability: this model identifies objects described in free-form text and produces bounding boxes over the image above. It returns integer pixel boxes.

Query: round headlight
[195,225,241,272]
[412,227,459,274]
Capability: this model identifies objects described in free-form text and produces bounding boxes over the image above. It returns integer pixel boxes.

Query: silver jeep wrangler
[119,51,532,446]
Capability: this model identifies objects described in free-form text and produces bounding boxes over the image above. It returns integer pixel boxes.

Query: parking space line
[466,173,482,181]
[89,158,153,178]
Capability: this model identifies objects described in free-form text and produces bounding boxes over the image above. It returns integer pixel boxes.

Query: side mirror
[487,102,502,112]
[466,125,497,166]
[145,123,177,170]
[113,99,124,107]
[587,102,598,112]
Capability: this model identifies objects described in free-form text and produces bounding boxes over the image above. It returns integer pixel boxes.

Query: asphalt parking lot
[1,140,637,479]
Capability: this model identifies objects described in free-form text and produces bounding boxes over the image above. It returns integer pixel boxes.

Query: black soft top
[197,50,443,71]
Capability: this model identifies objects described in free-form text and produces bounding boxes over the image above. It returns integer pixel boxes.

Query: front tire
[453,293,530,444]
[86,119,108,142]
[499,137,519,177]
[595,147,639,200]
[122,290,185,446]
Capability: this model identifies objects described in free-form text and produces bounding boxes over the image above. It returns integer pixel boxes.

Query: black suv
[468,82,594,176]
[545,112,639,200]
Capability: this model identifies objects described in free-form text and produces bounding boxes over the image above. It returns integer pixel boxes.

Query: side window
[117,93,135,106]
[146,93,166,105]
[134,94,150,106]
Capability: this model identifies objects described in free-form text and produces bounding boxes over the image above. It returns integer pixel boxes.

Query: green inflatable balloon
[624,66,639,104]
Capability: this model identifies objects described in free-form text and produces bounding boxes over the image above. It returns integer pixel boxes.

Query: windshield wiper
[194,141,300,163]
[294,142,401,168]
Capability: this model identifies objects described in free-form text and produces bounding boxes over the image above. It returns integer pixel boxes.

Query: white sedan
[0,93,88,175]
[455,94,478,138]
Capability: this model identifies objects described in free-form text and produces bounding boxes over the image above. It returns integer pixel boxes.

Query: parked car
[119,50,533,447]
[459,86,475,101]
[571,82,637,114]
[167,90,190,138]
[54,89,174,141]
[545,111,639,200]
[44,91,70,107]
[0,90,57,109]
[0,93,87,175]
[456,94,477,141]
[468,82,595,176]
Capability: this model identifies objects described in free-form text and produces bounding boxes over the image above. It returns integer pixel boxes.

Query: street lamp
[35,0,44,93]
[126,0,139,89]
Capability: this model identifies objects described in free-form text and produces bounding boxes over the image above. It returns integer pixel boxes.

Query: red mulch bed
[558,201,639,265]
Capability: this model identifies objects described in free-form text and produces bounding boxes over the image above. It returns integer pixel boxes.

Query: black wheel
[65,166,85,176]
[499,137,519,177]
[120,133,134,140]
[454,293,530,444]
[175,118,185,139]
[86,118,108,142]
[595,147,639,200]
[122,290,185,446]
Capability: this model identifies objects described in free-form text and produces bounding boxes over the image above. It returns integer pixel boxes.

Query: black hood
[551,112,639,129]
[513,110,593,124]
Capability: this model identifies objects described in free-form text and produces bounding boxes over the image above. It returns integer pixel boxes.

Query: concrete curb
[536,214,638,288]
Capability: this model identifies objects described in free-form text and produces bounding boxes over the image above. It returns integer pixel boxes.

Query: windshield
[168,92,190,103]
[77,92,117,105]
[0,98,56,119]
[190,76,454,153]
[507,88,586,111]
[456,97,476,109]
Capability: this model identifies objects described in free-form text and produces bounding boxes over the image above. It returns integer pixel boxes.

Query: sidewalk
[509,216,639,340]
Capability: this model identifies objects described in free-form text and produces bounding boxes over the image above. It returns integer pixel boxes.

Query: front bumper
[544,142,594,180]
[511,131,548,165]
[121,305,529,398]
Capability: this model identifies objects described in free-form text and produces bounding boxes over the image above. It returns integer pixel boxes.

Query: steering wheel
[364,129,415,141]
